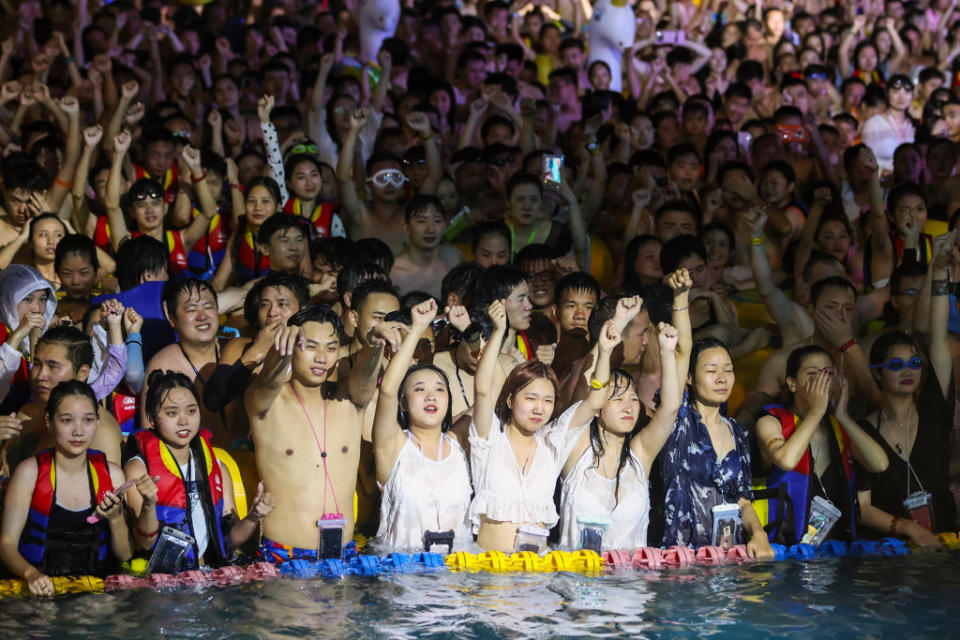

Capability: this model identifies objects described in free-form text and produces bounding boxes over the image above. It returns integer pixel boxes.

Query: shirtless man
[339,109,441,255]
[1,325,123,476]
[390,195,465,298]
[245,305,384,559]
[142,279,228,446]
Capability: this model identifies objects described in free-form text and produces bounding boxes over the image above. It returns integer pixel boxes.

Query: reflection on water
[1,553,958,639]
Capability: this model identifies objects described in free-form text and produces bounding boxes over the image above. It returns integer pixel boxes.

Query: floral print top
[659,391,753,548]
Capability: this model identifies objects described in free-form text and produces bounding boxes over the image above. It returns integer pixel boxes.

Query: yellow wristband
[590,378,610,390]
[750,236,764,246]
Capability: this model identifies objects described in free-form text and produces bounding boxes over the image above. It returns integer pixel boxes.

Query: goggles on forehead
[367,169,408,188]
[290,143,319,156]
[869,356,922,371]
[131,186,164,202]
[806,72,828,81]
[889,77,914,92]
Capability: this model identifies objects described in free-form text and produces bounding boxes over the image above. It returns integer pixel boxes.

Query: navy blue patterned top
[659,391,753,547]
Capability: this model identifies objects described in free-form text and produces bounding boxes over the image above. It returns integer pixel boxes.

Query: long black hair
[46,380,98,419]
[144,369,200,429]
[397,363,454,433]
[589,368,648,506]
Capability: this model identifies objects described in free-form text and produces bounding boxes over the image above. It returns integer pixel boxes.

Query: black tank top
[42,492,109,577]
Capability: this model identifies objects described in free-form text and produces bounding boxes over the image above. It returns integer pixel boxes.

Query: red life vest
[283,198,338,239]
[129,428,228,567]
[236,225,271,281]
[186,205,230,276]
[130,230,189,276]
[19,449,113,567]
[93,215,112,254]
[0,323,29,409]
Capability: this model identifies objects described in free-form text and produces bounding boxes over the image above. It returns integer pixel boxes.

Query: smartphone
[543,154,563,185]
[655,30,686,45]
[738,131,753,154]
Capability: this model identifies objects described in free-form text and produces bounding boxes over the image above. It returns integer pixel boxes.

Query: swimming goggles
[290,143,319,156]
[869,357,922,371]
[367,169,408,188]
[888,77,914,92]
[131,185,164,201]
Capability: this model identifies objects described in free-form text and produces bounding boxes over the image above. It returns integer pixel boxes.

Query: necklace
[881,404,915,456]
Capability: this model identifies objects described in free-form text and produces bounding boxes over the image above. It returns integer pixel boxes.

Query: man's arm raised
[245,326,300,421]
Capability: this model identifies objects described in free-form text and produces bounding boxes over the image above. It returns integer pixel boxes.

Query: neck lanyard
[179,342,230,432]
[452,353,470,407]
[508,221,540,258]
[288,382,340,515]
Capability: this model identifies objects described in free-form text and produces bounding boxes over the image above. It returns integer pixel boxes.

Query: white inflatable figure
[586,0,636,93]
[359,0,401,65]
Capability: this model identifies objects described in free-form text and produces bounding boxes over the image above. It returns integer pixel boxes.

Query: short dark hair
[337,260,388,307]
[441,262,483,307]
[886,181,925,213]
[404,193,443,223]
[473,265,529,309]
[311,236,354,268]
[243,272,311,329]
[515,243,560,269]
[256,213,308,245]
[351,279,399,314]
[287,304,344,338]
[54,233,99,272]
[660,234,707,274]
[144,369,200,428]
[554,272,600,307]
[354,237,395,272]
[162,278,218,319]
[3,159,52,194]
[506,172,543,199]
[471,221,510,253]
[810,275,857,306]
[655,200,701,225]
[115,235,170,291]
[785,344,833,382]
[37,325,94,372]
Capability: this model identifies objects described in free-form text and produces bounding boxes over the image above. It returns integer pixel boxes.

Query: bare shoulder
[221,337,253,363]
[439,244,466,266]
[146,343,184,371]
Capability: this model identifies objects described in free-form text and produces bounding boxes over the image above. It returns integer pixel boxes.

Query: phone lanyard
[452,354,470,407]
[288,382,340,515]
[508,221,540,258]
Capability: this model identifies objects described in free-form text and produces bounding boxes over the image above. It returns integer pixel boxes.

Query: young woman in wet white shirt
[372,299,473,552]
[558,320,682,551]
[469,298,618,553]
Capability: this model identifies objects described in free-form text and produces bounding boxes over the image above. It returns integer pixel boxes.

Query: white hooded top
[0,265,56,404]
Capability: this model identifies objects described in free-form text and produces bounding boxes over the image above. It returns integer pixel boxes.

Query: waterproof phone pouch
[576,516,610,553]
[801,495,842,545]
[423,530,455,555]
[145,527,194,575]
[317,513,345,560]
[711,503,742,550]
[903,491,935,531]
[514,526,549,553]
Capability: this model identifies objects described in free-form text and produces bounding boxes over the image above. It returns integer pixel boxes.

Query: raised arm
[46,96,81,212]
[178,146,220,250]
[373,299,438,480]
[457,97,488,150]
[370,50,392,113]
[407,111,442,194]
[473,299,508,439]
[928,231,958,396]
[71,125,103,233]
[257,94,290,204]
[104,80,139,155]
[336,107,371,235]
[665,269,694,388]
[635,323,681,471]
[105,131,133,251]
[570,318,617,427]
[245,325,299,420]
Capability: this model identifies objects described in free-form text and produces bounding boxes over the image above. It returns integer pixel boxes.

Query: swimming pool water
[1,552,958,639]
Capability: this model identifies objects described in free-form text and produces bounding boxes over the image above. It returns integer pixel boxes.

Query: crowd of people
[0,0,956,597]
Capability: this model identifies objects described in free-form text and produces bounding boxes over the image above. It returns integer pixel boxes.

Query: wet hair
[700,221,736,254]
[25,212,64,241]
[256,213,308,245]
[688,337,733,387]
[243,272,311,329]
[337,260,388,307]
[660,234,707,274]
[554,272,600,307]
[404,193,444,223]
[494,360,560,426]
[283,153,325,183]
[886,181,925,213]
[244,176,283,207]
[810,276,857,306]
[115,235,170,291]
[144,369,200,428]
[515,243,560,270]
[473,265,529,310]
[471,221,511,253]
[397,363,454,432]
[587,296,626,347]
[351,279,399,314]
[46,379,98,419]
[287,304,344,338]
[354,237,395,272]
[54,233,100,272]
[37,325,94,373]
[591,368,647,506]
[785,344,833,382]
[869,330,919,379]
[654,200,701,226]
[506,172,543,200]
[802,250,843,283]
[3,159,52,194]
[441,262,483,308]
[311,236,354,269]
[622,235,662,293]
[161,278,219,319]
[759,159,797,185]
